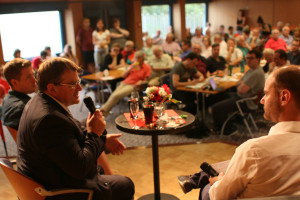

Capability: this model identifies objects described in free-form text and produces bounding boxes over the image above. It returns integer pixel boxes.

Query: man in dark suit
[17,57,134,200]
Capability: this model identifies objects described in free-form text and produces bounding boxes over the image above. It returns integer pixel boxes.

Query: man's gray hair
[263,48,275,56]
[152,45,162,52]
[135,51,145,59]
[125,40,134,47]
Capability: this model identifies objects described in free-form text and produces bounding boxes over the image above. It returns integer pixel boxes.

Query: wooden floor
[0,142,237,200]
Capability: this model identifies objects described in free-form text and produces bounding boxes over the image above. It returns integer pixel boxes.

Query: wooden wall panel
[172,0,186,41]
[208,0,299,34]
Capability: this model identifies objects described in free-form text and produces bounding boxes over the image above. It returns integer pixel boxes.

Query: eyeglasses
[54,79,81,89]
[246,57,256,60]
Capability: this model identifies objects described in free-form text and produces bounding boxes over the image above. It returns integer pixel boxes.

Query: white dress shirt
[209,121,300,199]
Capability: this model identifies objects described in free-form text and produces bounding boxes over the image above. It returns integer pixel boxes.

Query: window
[0,11,64,61]
[142,5,170,39]
[185,3,206,34]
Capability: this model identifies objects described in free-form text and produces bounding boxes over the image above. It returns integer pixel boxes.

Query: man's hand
[209,172,224,185]
[86,109,106,136]
[105,134,126,155]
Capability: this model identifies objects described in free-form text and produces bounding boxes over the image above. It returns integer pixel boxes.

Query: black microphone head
[83,96,96,115]
[200,162,219,177]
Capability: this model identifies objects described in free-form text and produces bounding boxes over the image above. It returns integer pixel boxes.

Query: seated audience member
[287,39,300,65]
[60,44,79,65]
[152,29,163,45]
[121,40,135,65]
[293,27,300,41]
[191,43,208,78]
[186,28,193,41]
[206,44,226,75]
[236,35,249,58]
[262,48,275,73]
[161,33,182,56]
[279,26,293,50]
[17,57,134,199]
[178,65,300,200]
[101,51,151,116]
[2,58,36,142]
[269,49,288,73]
[13,49,21,59]
[212,34,227,57]
[32,50,48,71]
[147,45,173,86]
[276,21,284,34]
[242,26,251,47]
[44,46,56,59]
[142,37,154,59]
[110,17,130,49]
[227,26,235,39]
[264,29,287,51]
[212,50,265,133]
[180,39,192,59]
[102,43,125,91]
[191,27,204,47]
[201,36,212,59]
[103,43,125,71]
[171,52,204,114]
[257,16,272,39]
[225,38,243,67]
[0,65,10,94]
[249,28,262,50]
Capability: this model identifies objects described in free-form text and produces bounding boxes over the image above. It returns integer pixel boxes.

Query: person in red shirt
[121,40,135,65]
[31,50,48,71]
[76,18,95,72]
[100,51,151,116]
[264,29,287,51]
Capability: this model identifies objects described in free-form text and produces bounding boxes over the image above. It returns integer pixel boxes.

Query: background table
[115,110,195,200]
[81,69,124,104]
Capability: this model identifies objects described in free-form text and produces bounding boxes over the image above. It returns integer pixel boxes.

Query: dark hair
[239,9,245,17]
[248,49,262,59]
[274,65,300,108]
[112,17,120,26]
[44,46,51,51]
[185,52,199,60]
[13,49,21,58]
[275,49,287,60]
[257,16,264,24]
[212,43,220,49]
[96,18,106,32]
[41,50,48,57]
[37,57,82,92]
[228,26,233,30]
[182,38,191,47]
[3,58,32,86]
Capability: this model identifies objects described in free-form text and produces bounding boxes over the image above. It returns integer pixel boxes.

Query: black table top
[115,110,195,136]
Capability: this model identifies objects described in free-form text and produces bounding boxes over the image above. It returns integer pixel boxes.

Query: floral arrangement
[144,84,180,103]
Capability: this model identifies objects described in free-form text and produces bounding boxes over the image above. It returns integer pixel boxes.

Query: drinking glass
[154,102,165,129]
[130,101,139,129]
[131,90,139,102]
[143,102,154,126]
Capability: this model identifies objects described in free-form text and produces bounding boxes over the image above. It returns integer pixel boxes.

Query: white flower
[145,86,157,96]
[158,88,167,97]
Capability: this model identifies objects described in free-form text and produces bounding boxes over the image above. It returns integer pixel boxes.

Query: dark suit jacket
[17,93,110,199]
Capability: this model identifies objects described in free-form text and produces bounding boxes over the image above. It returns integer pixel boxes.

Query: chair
[0,158,94,200]
[7,126,17,143]
[220,93,263,138]
[159,72,171,86]
[0,119,8,157]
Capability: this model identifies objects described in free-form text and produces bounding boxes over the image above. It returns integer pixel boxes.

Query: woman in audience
[13,49,21,59]
[201,36,212,58]
[236,9,246,35]
[262,48,275,73]
[142,36,153,59]
[93,18,110,70]
[257,16,271,39]
[293,27,300,41]
[60,44,79,65]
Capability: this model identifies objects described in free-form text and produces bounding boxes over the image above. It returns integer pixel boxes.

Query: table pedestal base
[137,193,179,200]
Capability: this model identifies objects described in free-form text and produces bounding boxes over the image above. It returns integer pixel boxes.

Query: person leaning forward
[17,57,134,200]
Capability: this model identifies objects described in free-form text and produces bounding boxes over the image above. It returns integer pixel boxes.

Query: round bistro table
[115,110,195,200]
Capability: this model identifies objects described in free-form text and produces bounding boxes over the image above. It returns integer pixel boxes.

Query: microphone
[83,96,96,115]
[83,96,107,136]
[200,162,219,177]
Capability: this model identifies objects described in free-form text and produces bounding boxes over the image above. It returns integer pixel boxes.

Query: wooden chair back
[0,158,45,200]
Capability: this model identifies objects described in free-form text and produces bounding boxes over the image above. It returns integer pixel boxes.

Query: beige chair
[0,158,94,200]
